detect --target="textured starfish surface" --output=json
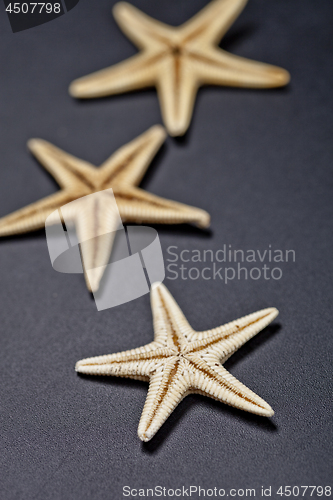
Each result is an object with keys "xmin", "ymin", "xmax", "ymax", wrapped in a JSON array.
[
  {"xmin": 76, "ymin": 283, "xmax": 278, "ymax": 441},
  {"xmin": 69, "ymin": 0, "xmax": 290, "ymax": 136},
  {"xmin": 0, "ymin": 126, "xmax": 209, "ymax": 291}
]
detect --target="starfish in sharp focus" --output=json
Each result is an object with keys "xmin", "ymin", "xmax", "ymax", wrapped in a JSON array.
[
  {"xmin": 0, "ymin": 126, "xmax": 209, "ymax": 291},
  {"xmin": 76, "ymin": 283, "xmax": 278, "ymax": 441},
  {"xmin": 69, "ymin": 0, "xmax": 290, "ymax": 136}
]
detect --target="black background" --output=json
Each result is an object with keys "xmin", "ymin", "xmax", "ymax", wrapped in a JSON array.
[{"xmin": 0, "ymin": 0, "xmax": 332, "ymax": 498}]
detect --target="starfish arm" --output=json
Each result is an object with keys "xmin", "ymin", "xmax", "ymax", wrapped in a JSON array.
[
  {"xmin": 0, "ymin": 190, "xmax": 73, "ymax": 237},
  {"xmin": 69, "ymin": 52, "xmax": 159, "ymax": 99},
  {"xmin": 99, "ymin": 125, "xmax": 166, "ymax": 187},
  {"xmin": 138, "ymin": 359, "xmax": 190, "ymax": 441},
  {"xmin": 151, "ymin": 283, "xmax": 194, "ymax": 347},
  {"xmin": 180, "ymin": 0, "xmax": 248, "ymax": 46},
  {"xmin": 156, "ymin": 56, "xmax": 199, "ymax": 136},
  {"xmin": 185, "ymin": 307, "xmax": 278, "ymax": 359},
  {"xmin": 189, "ymin": 362, "xmax": 273, "ymax": 416},
  {"xmin": 116, "ymin": 186, "xmax": 210, "ymax": 228},
  {"xmin": 113, "ymin": 2, "xmax": 175, "ymax": 49},
  {"xmin": 69, "ymin": 193, "xmax": 122, "ymax": 292},
  {"xmin": 27, "ymin": 139, "xmax": 96, "ymax": 191},
  {"xmin": 192, "ymin": 48, "xmax": 290, "ymax": 88},
  {"xmin": 75, "ymin": 342, "xmax": 174, "ymax": 380}
]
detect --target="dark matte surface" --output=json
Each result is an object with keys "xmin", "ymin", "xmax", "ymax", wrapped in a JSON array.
[{"xmin": 0, "ymin": 1, "xmax": 332, "ymax": 498}]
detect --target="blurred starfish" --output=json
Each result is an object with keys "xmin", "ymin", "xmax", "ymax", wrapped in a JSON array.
[
  {"xmin": 76, "ymin": 283, "xmax": 278, "ymax": 441},
  {"xmin": 0, "ymin": 126, "xmax": 209, "ymax": 291},
  {"xmin": 69, "ymin": 0, "xmax": 290, "ymax": 136}
]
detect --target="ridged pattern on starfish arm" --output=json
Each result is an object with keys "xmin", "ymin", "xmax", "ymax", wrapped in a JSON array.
[
  {"xmin": 76, "ymin": 283, "xmax": 279, "ymax": 441},
  {"xmin": 0, "ymin": 126, "xmax": 210, "ymax": 290},
  {"xmin": 69, "ymin": 0, "xmax": 290, "ymax": 136}
]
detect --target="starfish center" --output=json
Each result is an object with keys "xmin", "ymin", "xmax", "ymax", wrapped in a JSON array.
[
  {"xmin": 177, "ymin": 346, "xmax": 190, "ymax": 359},
  {"xmin": 170, "ymin": 45, "xmax": 182, "ymax": 57}
]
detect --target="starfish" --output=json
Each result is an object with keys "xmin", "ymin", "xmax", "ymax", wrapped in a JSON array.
[
  {"xmin": 76, "ymin": 283, "xmax": 278, "ymax": 441},
  {"xmin": 69, "ymin": 0, "xmax": 290, "ymax": 136},
  {"xmin": 0, "ymin": 126, "xmax": 209, "ymax": 291}
]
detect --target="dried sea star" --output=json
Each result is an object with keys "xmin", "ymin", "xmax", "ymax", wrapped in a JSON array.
[
  {"xmin": 69, "ymin": 0, "xmax": 290, "ymax": 136},
  {"xmin": 76, "ymin": 283, "xmax": 278, "ymax": 441},
  {"xmin": 0, "ymin": 126, "xmax": 209, "ymax": 290}
]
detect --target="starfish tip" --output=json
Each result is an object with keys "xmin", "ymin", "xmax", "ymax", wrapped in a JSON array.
[
  {"xmin": 112, "ymin": 1, "xmax": 133, "ymax": 20},
  {"xmin": 138, "ymin": 433, "xmax": 149, "ymax": 442},
  {"xmin": 83, "ymin": 264, "xmax": 106, "ymax": 293},
  {"xmin": 270, "ymin": 67, "xmax": 291, "ymax": 87},
  {"xmin": 264, "ymin": 405, "xmax": 274, "ymax": 417},
  {"xmin": 268, "ymin": 307, "xmax": 279, "ymax": 320},
  {"xmin": 258, "ymin": 398, "xmax": 275, "ymax": 417},
  {"xmin": 87, "ymin": 279, "xmax": 99, "ymax": 293},
  {"xmin": 75, "ymin": 360, "xmax": 84, "ymax": 372},
  {"xmin": 167, "ymin": 123, "xmax": 189, "ymax": 137},
  {"xmin": 149, "ymin": 124, "xmax": 167, "ymax": 142},
  {"xmin": 277, "ymin": 68, "xmax": 291, "ymax": 86},
  {"xmin": 27, "ymin": 138, "xmax": 42, "ymax": 151},
  {"xmin": 138, "ymin": 428, "xmax": 153, "ymax": 442},
  {"xmin": 68, "ymin": 80, "xmax": 84, "ymax": 98},
  {"xmin": 196, "ymin": 211, "xmax": 211, "ymax": 229}
]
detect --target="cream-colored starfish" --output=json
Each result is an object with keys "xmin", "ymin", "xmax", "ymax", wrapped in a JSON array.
[
  {"xmin": 69, "ymin": 0, "xmax": 290, "ymax": 136},
  {"xmin": 0, "ymin": 126, "xmax": 209, "ymax": 291},
  {"xmin": 76, "ymin": 283, "xmax": 278, "ymax": 441}
]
